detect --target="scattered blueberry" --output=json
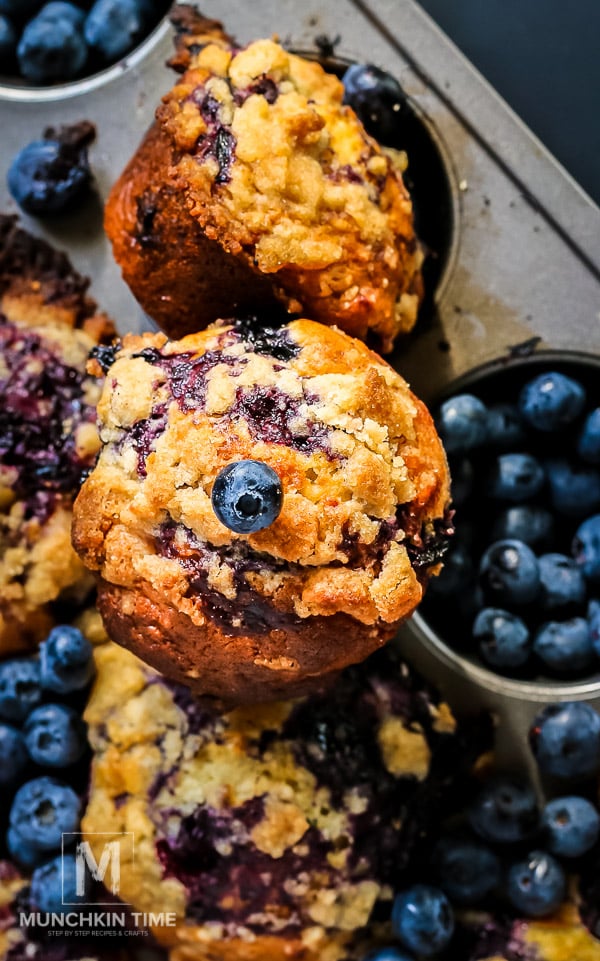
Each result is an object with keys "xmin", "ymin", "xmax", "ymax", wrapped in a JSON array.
[
  {"xmin": 479, "ymin": 540, "xmax": 540, "ymax": 607},
  {"xmin": 534, "ymin": 618, "xmax": 593, "ymax": 673},
  {"xmin": 486, "ymin": 403, "xmax": 526, "ymax": 449},
  {"xmin": 473, "ymin": 608, "xmax": 530, "ymax": 669},
  {"xmin": 6, "ymin": 825, "xmax": 46, "ymax": 870},
  {"xmin": 30, "ymin": 852, "xmax": 89, "ymax": 912},
  {"xmin": 519, "ymin": 372, "xmax": 586, "ymax": 433},
  {"xmin": 574, "ymin": 515, "xmax": 600, "ymax": 582},
  {"xmin": 9, "ymin": 776, "xmax": 81, "ymax": 851},
  {"xmin": 364, "ymin": 950, "xmax": 413, "ymax": 961},
  {"xmin": 507, "ymin": 851, "xmax": 566, "ymax": 917},
  {"xmin": 436, "ymin": 394, "xmax": 488, "ymax": 454},
  {"xmin": 8, "ymin": 138, "xmax": 92, "ymax": 216},
  {"xmin": 538, "ymin": 554, "xmax": 586, "ymax": 611},
  {"xmin": 392, "ymin": 885, "xmax": 454, "ymax": 957},
  {"xmin": 84, "ymin": 0, "xmax": 146, "ymax": 61},
  {"xmin": 589, "ymin": 600, "xmax": 600, "ymax": 656},
  {"xmin": 0, "ymin": 13, "xmax": 16, "ymax": 59},
  {"xmin": 578, "ymin": 409, "xmax": 600, "ymax": 464},
  {"xmin": 17, "ymin": 3, "xmax": 87, "ymax": 82},
  {"xmin": 40, "ymin": 624, "xmax": 95, "ymax": 693},
  {"xmin": 469, "ymin": 778, "xmax": 538, "ymax": 844},
  {"xmin": 0, "ymin": 659, "xmax": 42, "ymax": 722},
  {"xmin": 433, "ymin": 837, "xmax": 500, "ymax": 904},
  {"xmin": 546, "ymin": 459, "xmax": 600, "ymax": 517},
  {"xmin": 530, "ymin": 702, "xmax": 600, "ymax": 780},
  {"xmin": 24, "ymin": 703, "xmax": 88, "ymax": 768},
  {"xmin": 428, "ymin": 543, "xmax": 473, "ymax": 596},
  {"xmin": 542, "ymin": 796, "xmax": 600, "ymax": 858},
  {"xmin": 342, "ymin": 63, "xmax": 407, "ymax": 145},
  {"xmin": 487, "ymin": 453, "xmax": 545, "ymax": 502},
  {"xmin": 491, "ymin": 505, "xmax": 555, "ymax": 549},
  {"xmin": 0, "ymin": 724, "xmax": 28, "ymax": 785},
  {"xmin": 211, "ymin": 460, "xmax": 283, "ymax": 534}
]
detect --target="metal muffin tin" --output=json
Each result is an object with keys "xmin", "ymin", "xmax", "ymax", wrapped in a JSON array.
[{"xmin": 2, "ymin": 0, "xmax": 600, "ymax": 781}]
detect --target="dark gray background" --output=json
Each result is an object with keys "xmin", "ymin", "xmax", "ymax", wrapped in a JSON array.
[{"xmin": 417, "ymin": 0, "xmax": 600, "ymax": 205}]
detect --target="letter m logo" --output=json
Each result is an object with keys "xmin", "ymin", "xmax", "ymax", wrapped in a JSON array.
[{"xmin": 63, "ymin": 833, "xmax": 134, "ymax": 905}]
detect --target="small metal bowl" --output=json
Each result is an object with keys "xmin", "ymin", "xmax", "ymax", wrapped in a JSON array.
[{"xmin": 399, "ymin": 348, "xmax": 600, "ymax": 794}]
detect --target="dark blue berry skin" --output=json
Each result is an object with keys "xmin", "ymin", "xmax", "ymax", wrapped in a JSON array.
[
  {"xmin": 507, "ymin": 851, "xmax": 566, "ymax": 918},
  {"xmin": 578, "ymin": 409, "xmax": 600, "ymax": 464},
  {"xmin": 31, "ymin": 852, "xmax": 89, "ymax": 912},
  {"xmin": 469, "ymin": 779, "xmax": 539, "ymax": 844},
  {"xmin": 473, "ymin": 608, "xmax": 530, "ymax": 669},
  {"xmin": 530, "ymin": 702, "xmax": 600, "ymax": 780},
  {"xmin": 24, "ymin": 703, "xmax": 87, "ymax": 768},
  {"xmin": 436, "ymin": 394, "xmax": 488, "ymax": 454},
  {"xmin": 479, "ymin": 540, "xmax": 540, "ymax": 607},
  {"xmin": 342, "ymin": 63, "xmax": 407, "ymax": 145},
  {"xmin": 9, "ymin": 777, "xmax": 81, "ymax": 852},
  {"xmin": 8, "ymin": 140, "xmax": 90, "ymax": 216},
  {"xmin": 492, "ymin": 505, "xmax": 555, "ymax": 549},
  {"xmin": 40, "ymin": 625, "xmax": 95, "ymax": 694},
  {"xmin": 589, "ymin": 600, "xmax": 600, "ymax": 656},
  {"xmin": 211, "ymin": 460, "xmax": 283, "ymax": 534},
  {"xmin": 488, "ymin": 453, "xmax": 545, "ymax": 503},
  {"xmin": 428, "ymin": 543, "xmax": 473, "ymax": 597},
  {"xmin": 0, "ymin": 13, "xmax": 16, "ymax": 59},
  {"xmin": 364, "ymin": 949, "xmax": 414, "ymax": 961},
  {"xmin": 574, "ymin": 515, "xmax": 600, "ymax": 582},
  {"xmin": 449, "ymin": 457, "xmax": 473, "ymax": 508},
  {"xmin": 6, "ymin": 825, "xmax": 45, "ymax": 870},
  {"xmin": 486, "ymin": 403, "xmax": 526, "ymax": 449},
  {"xmin": 17, "ymin": 3, "xmax": 87, "ymax": 82},
  {"xmin": 534, "ymin": 618, "xmax": 593, "ymax": 674},
  {"xmin": 542, "ymin": 796, "xmax": 600, "ymax": 858},
  {"xmin": 0, "ymin": 659, "xmax": 42, "ymax": 722},
  {"xmin": 538, "ymin": 554, "xmax": 586, "ymax": 612},
  {"xmin": 392, "ymin": 885, "xmax": 454, "ymax": 957},
  {"xmin": 433, "ymin": 837, "xmax": 501, "ymax": 904},
  {"xmin": 0, "ymin": 724, "xmax": 28, "ymax": 786},
  {"xmin": 85, "ymin": 0, "xmax": 146, "ymax": 61},
  {"xmin": 519, "ymin": 372, "xmax": 586, "ymax": 433},
  {"xmin": 546, "ymin": 459, "xmax": 600, "ymax": 517}
]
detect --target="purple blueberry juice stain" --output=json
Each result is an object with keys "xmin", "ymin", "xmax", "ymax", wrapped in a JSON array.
[
  {"xmin": 233, "ymin": 384, "xmax": 333, "ymax": 457},
  {"xmin": 230, "ymin": 315, "xmax": 300, "ymax": 362},
  {"xmin": 234, "ymin": 75, "xmax": 280, "ymax": 106},
  {"xmin": 191, "ymin": 91, "xmax": 236, "ymax": 184},
  {"xmin": 0, "ymin": 316, "xmax": 98, "ymax": 525},
  {"xmin": 398, "ymin": 505, "xmax": 455, "ymax": 573},
  {"xmin": 126, "ymin": 403, "xmax": 168, "ymax": 477}
]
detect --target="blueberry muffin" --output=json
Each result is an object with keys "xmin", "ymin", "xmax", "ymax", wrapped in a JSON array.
[
  {"xmin": 464, "ymin": 904, "xmax": 600, "ymax": 960},
  {"xmin": 82, "ymin": 641, "xmax": 483, "ymax": 961},
  {"xmin": 0, "ymin": 216, "xmax": 114, "ymax": 656},
  {"xmin": 72, "ymin": 317, "xmax": 451, "ymax": 704},
  {"xmin": 105, "ymin": 7, "xmax": 423, "ymax": 353}
]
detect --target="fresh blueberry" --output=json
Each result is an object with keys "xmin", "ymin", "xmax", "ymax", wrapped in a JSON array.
[
  {"xmin": 578, "ymin": 409, "xmax": 600, "ymax": 464},
  {"xmin": 469, "ymin": 778, "xmax": 539, "ymax": 844},
  {"xmin": 473, "ymin": 608, "xmax": 530, "ymax": 669},
  {"xmin": 492, "ymin": 505, "xmax": 555, "ymax": 549},
  {"xmin": 574, "ymin": 515, "xmax": 600, "ymax": 582},
  {"xmin": 488, "ymin": 453, "xmax": 545, "ymax": 502},
  {"xmin": 433, "ymin": 837, "xmax": 501, "ymax": 904},
  {"xmin": 507, "ymin": 851, "xmax": 566, "ymax": 918},
  {"xmin": 85, "ymin": 0, "xmax": 146, "ymax": 62},
  {"xmin": 530, "ymin": 702, "xmax": 600, "ymax": 780},
  {"xmin": 542, "ymin": 796, "xmax": 600, "ymax": 858},
  {"xmin": 6, "ymin": 825, "xmax": 46, "ymax": 869},
  {"xmin": 538, "ymin": 554, "xmax": 586, "ymax": 612},
  {"xmin": 24, "ymin": 704, "xmax": 87, "ymax": 768},
  {"xmin": 486, "ymin": 403, "xmax": 527, "ymax": 449},
  {"xmin": 40, "ymin": 624, "xmax": 95, "ymax": 693},
  {"xmin": 342, "ymin": 63, "xmax": 407, "ymax": 145},
  {"xmin": 479, "ymin": 540, "xmax": 540, "ymax": 607},
  {"xmin": 428, "ymin": 543, "xmax": 473, "ymax": 597},
  {"xmin": 8, "ymin": 139, "xmax": 91, "ymax": 216},
  {"xmin": 0, "ymin": 659, "xmax": 42, "ymax": 722},
  {"xmin": 31, "ymin": 852, "xmax": 89, "ymax": 912},
  {"xmin": 364, "ymin": 950, "xmax": 413, "ymax": 961},
  {"xmin": 17, "ymin": 3, "xmax": 87, "ymax": 82},
  {"xmin": 589, "ymin": 600, "xmax": 600, "ymax": 656},
  {"xmin": 449, "ymin": 457, "xmax": 473, "ymax": 508},
  {"xmin": 436, "ymin": 394, "xmax": 488, "ymax": 454},
  {"xmin": 534, "ymin": 618, "xmax": 593, "ymax": 673},
  {"xmin": 0, "ymin": 14, "xmax": 16, "ymax": 59},
  {"xmin": 9, "ymin": 777, "xmax": 81, "ymax": 851},
  {"xmin": 519, "ymin": 372, "xmax": 586, "ymax": 433},
  {"xmin": 0, "ymin": 724, "xmax": 28, "ymax": 785},
  {"xmin": 392, "ymin": 885, "xmax": 454, "ymax": 957},
  {"xmin": 211, "ymin": 460, "xmax": 283, "ymax": 534},
  {"xmin": 546, "ymin": 459, "xmax": 600, "ymax": 517}
]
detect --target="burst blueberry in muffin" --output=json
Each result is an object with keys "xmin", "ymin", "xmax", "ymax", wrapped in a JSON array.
[
  {"xmin": 462, "ymin": 903, "xmax": 600, "ymax": 960},
  {"xmin": 0, "ymin": 215, "xmax": 114, "ymax": 656},
  {"xmin": 72, "ymin": 317, "xmax": 451, "ymax": 704},
  {"xmin": 105, "ymin": 6, "xmax": 423, "ymax": 353},
  {"xmin": 82, "ymin": 641, "xmax": 483, "ymax": 961}
]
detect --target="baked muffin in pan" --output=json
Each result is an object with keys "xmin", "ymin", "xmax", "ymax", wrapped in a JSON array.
[{"xmin": 105, "ymin": 6, "xmax": 423, "ymax": 352}]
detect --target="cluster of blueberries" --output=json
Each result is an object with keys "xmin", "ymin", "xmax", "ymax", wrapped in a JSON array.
[
  {"xmin": 365, "ymin": 699, "xmax": 600, "ymax": 960},
  {"xmin": 0, "ymin": 0, "xmax": 168, "ymax": 85},
  {"xmin": 0, "ymin": 625, "xmax": 95, "ymax": 911},
  {"xmin": 425, "ymin": 369, "xmax": 600, "ymax": 678}
]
